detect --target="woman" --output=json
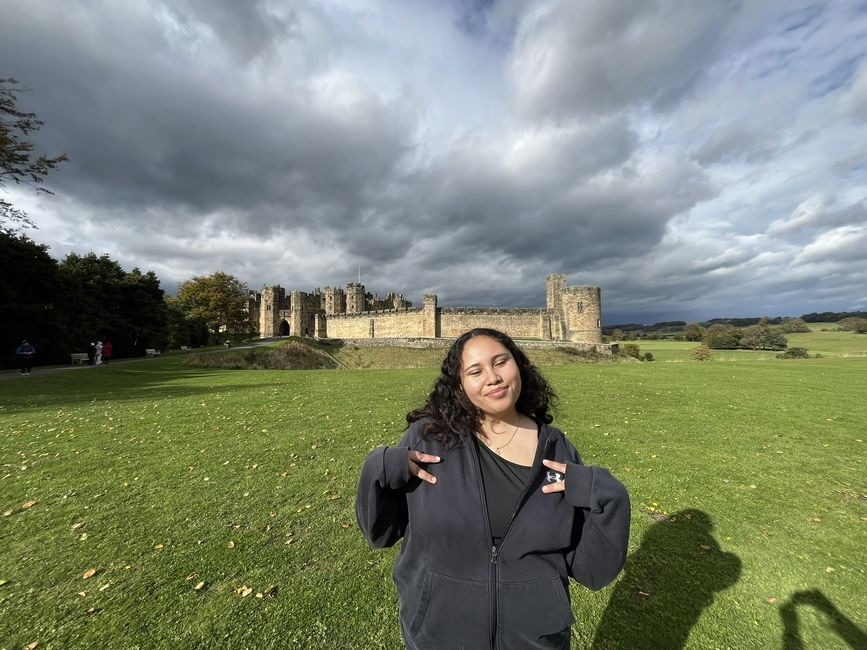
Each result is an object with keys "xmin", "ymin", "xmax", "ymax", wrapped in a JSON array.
[
  {"xmin": 101, "ymin": 339, "xmax": 113, "ymax": 365},
  {"xmin": 356, "ymin": 328, "xmax": 630, "ymax": 649}
]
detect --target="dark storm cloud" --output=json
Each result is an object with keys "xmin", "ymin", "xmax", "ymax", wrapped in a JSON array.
[
  {"xmin": 163, "ymin": 0, "xmax": 298, "ymax": 63},
  {"xmin": 1, "ymin": 1, "xmax": 415, "ymax": 240},
  {"xmin": 2, "ymin": 0, "xmax": 865, "ymax": 322},
  {"xmin": 510, "ymin": 0, "xmax": 742, "ymax": 119}
]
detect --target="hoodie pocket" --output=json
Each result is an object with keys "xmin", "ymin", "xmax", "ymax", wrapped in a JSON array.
[
  {"xmin": 408, "ymin": 569, "xmax": 489, "ymax": 648},
  {"xmin": 497, "ymin": 577, "xmax": 575, "ymax": 649}
]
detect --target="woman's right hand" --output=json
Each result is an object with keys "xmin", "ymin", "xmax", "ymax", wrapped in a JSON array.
[{"xmin": 408, "ymin": 450, "xmax": 441, "ymax": 485}]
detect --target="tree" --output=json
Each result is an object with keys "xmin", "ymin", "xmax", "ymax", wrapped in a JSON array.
[
  {"xmin": 0, "ymin": 230, "xmax": 63, "ymax": 366},
  {"xmin": 703, "ymin": 324, "xmax": 741, "ymax": 349},
  {"xmin": 165, "ymin": 297, "xmax": 209, "ymax": 349},
  {"xmin": 58, "ymin": 252, "xmax": 168, "ymax": 357},
  {"xmin": 838, "ymin": 317, "xmax": 867, "ymax": 334},
  {"xmin": 690, "ymin": 345, "xmax": 713, "ymax": 361},
  {"xmin": 684, "ymin": 322, "xmax": 706, "ymax": 341},
  {"xmin": 779, "ymin": 318, "xmax": 810, "ymax": 333},
  {"xmin": 740, "ymin": 319, "xmax": 787, "ymax": 351},
  {"xmin": 1, "ymin": 78, "xmax": 68, "ymax": 230},
  {"xmin": 176, "ymin": 271, "xmax": 251, "ymax": 338}
]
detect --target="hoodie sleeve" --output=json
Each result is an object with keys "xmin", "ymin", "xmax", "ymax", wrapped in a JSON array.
[
  {"xmin": 355, "ymin": 430, "xmax": 414, "ymax": 549},
  {"xmin": 563, "ymin": 449, "xmax": 631, "ymax": 591}
]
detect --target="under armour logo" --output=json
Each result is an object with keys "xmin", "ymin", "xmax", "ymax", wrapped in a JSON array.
[{"xmin": 545, "ymin": 471, "xmax": 563, "ymax": 484}]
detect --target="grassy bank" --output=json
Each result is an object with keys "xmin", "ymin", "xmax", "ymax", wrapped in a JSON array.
[{"xmin": 1, "ymin": 353, "xmax": 865, "ymax": 648}]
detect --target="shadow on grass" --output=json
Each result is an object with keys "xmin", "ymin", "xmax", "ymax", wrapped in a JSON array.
[
  {"xmin": 0, "ymin": 365, "xmax": 296, "ymax": 413},
  {"xmin": 780, "ymin": 589, "xmax": 867, "ymax": 649},
  {"xmin": 591, "ymin": 509, "xmax": 741, "ymax": 650}
]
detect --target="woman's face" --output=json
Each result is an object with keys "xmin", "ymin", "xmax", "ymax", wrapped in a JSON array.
[{"xmin": 459, "ymin": 335, "xmax": 522, "ymax": 419}]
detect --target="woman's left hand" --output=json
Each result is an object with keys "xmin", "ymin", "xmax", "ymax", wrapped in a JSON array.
[{"xmin": 541, "ymin": 459, "xmax": 566, "ymax": 493}]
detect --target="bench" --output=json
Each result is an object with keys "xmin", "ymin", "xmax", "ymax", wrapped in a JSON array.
[
  {"xmin": 145, "ymin": 349, "xmax": 161, "ymax": 358},
  {"xmin": 71, "ymin": 353, "xmax": 89, "ymax": 365}
]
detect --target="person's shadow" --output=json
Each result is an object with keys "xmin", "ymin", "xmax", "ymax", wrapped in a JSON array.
[
  {"xmin": 780, "ymin": 589, "xmax": 866, "ymax": 649},
  {"xmin": 591, "ymin": 509, "xmax": 741, "ymax": 649}
]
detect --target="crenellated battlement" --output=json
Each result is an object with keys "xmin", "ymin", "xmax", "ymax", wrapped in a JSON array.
[{"xmin": 250, "ymin": 275, "xmax": 601, "ymax": 343}]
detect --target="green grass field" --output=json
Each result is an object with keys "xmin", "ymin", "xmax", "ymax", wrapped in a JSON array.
[
  {"xmin": 1, "ymin": 336, "xmax": 865, "ymax": 648},
  {"xmin": 634, "ymin": 325, "xmax": 867, "ymax": 362}
]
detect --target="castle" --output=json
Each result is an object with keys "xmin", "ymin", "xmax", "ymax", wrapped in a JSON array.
[{"xmin": 249, "ymin": 274, "xmax": 602, "ymax": 344}]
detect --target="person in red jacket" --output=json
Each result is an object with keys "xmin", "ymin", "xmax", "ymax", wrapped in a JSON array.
[{"xmin": 101, "ymin": 339, "xmax": 113, "ymax": 365}]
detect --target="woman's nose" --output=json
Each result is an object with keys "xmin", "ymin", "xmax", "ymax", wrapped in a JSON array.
[{"xmin": 485, "ymin": 368, "xmax": 502, "ymax": 384}]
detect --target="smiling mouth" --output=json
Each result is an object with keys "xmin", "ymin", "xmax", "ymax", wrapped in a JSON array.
[{"xmin": 486, "ymin": 387, "xmax": 509, "ymax": 398}]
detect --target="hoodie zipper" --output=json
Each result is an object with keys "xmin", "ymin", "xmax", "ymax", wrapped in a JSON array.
[
  {"xmin": 469, "ymin": 437, "xmax": 498, "ymax": 648},
  {"xmin": 472, "ymin": 426, "xmax": 553, "ymax": 649}
]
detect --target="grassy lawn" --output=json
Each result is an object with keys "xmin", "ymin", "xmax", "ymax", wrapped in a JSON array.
[{"xmin": 1, "ymin": 353, "xmax": 865, "ymax": 648}]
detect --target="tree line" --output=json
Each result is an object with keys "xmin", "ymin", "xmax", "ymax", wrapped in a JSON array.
[{"xmin": 1, "ymin": 231, "xmax": 256, "ymax": 367}]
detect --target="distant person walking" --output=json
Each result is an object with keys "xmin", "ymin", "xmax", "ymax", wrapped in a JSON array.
[
  {"xmin": 101, "ymin": 340, "xmax": 113, "ymax": 364},
  {"xmin": 15, "ymin": 340, "xmax": 36, "ymax": 376},
  {"xmin": 94, "ymin": 340, "xmax": 103, "ymax": 366},
  {"xmin": 87, "ymin": 342, "xmax": 96, "ymax": 365}
]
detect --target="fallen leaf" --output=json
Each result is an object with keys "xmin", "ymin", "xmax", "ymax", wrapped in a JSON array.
[
  {"xmin": 236, "ymin": 585, "xmax": 252, "ymax": 597},
  {"xmin": 2, "ymin": 510, "xmax": 13, "ymax": 517},
  {"xmin": 83, "ymin": 568, "xmax": 96, "ymax": 580},
  {"xmin": 71, "ymin": 522, "xmax": 85, "ymax": 530},
  {"xmin": 0, "ymin": 579, "xmax": 7, "ymax": 587},
  {"xmin": 765, "ymin": 597, "xmax": 777, "ymax": 604},
  {"xmin": 262, "ymin": 584, "xmax": 278, "ymax": 597},
  {"xmin": 84, "ymin": 607, "xmax": 98, "ymax": 616},
  {"xmin": 227, "ymin": 541, "xmax": 235, "ymax": 549},
  {"xmin": 340, "ymin": 523, "xmax": 350, "ymax": 529},
  {"xmin": 77, "ymin": 591, "xmax": 87, "ymax": 597},
  {"xmin": 154, "ymin": 544, "xmax": 164, "ymax": 550},
  {"xmin": 79, "ymin": 532, "xmax": 88, "ymax": 541},
  {"xmin": 98, "ymin": 583, "xmax": 110, "ymax": 592},
  {"xmin": 25, "ymin": 643, "xmax": 38, "ymax": 650},
  {"xmin": 700, "ymin": 544, "xmax": 711, "ymax": 551},
  {"xmin": 185, "ymin": 573, "xmax": 198, "ymax": 581},
  {"xmin": 22, "ymin": 500, "xmax": 37, "ymax": 509},
  {"xmin": 638, "ymin": 591, "xmax": 650, "ymax": 597},
  {"xmin": 194, "ymin": 581, "xmax": 205, "ymax": 590}
]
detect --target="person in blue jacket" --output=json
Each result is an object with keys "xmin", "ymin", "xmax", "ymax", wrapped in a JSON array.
[
  {"xmin": 15, "ymin": 339, "xmax": 36, "ymax": 376},
  {"xmin": 356, "ymin": 328, "xmax": 630, "ymax": 649}
]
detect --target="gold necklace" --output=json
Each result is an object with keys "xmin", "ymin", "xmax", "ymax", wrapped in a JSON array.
[{"xmin": 479, "ymin": 422, "xmax": 520, "ymax": 456}]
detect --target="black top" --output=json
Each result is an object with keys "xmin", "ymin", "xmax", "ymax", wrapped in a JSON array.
[{"xmin": 474, "ymin": 437, "xmax": 533, "ymax": 545}]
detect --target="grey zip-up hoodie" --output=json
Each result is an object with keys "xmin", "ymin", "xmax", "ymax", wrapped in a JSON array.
[{"xmin": 356, "ymin": 420, "xmax": 630, "ymax": 649}]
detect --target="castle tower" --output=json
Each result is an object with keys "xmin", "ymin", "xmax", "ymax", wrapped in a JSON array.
[
  {"xmin": 324, "ymin": 286, "xmax": 346, "ymax": 315},
  {"xmin": 346, "ymin": 283, "xmax": 365, "ymax": 314},
  {"xmin": 259, "ymin": 286, "xmax": 285, "ymax": 338},
  {"xmin": 546, "ymin": 274, "xmax": 566, "ymax": 312},
  {"xmin": 562, "ymin": 286, "xmax": 602, "ymax": 343},
  {"xmin": 247, "ymin": 291, "xmax": 261, "ymax": 336},
  {"xmin": 422, "ymin": 294, "xmax": 440, "ymax": 337},
  {"xmin": 546, "ymin": 274, "xmax": 567, "ymax": 340}
]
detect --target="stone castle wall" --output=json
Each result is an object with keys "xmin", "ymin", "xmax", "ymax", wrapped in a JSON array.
[
  {"xmin": 439, "ymin": 309, "xmax": 549, "ymax": 339},
  {"xmin": 250, "ymin": 274, "xmax": 602, "ymax": 343}
]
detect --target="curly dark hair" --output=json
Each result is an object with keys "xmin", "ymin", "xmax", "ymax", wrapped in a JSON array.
[{"xmin": 406, "ymin": 328, "xmax": 557, "ymax": 446}]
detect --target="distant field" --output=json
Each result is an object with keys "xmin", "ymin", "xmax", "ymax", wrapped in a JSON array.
[
  {"xmin": 1, "ymin": 346, "xmax": 865, "ymax": 648},
  {"xmin": 635, "ymin": 324, "xmax": 867, "ymax": 362}
]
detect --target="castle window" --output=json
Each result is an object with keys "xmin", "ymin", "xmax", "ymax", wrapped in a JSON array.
[{"xmin": 576, "ymin": 302, "xmax": 584, "ymax": 314}]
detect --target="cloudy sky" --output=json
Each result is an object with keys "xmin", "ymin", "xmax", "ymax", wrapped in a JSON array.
[{"xmin": 2, "ymin": 0, "xmax": 865, "ymax": 324}]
